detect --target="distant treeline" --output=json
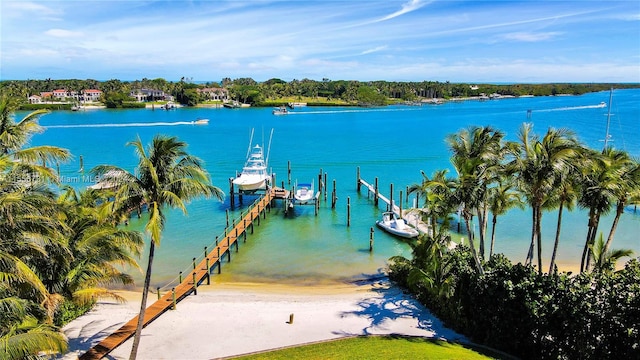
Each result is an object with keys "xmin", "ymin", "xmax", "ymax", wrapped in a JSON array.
[{"xmin": 2, "ymin": 78, "xmax": 638, "ymax": 107}]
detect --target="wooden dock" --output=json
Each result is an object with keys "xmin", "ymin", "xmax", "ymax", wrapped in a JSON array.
[
  {"xmin": 80, "ymin": 190, "xmax": 275, "ymax": 360},
  {"xmin": 357, "ymin": 173, "xmax": 431, "ymax": 236}
]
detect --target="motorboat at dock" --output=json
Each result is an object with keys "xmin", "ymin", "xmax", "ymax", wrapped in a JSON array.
[
  {"xmin": 376, "ymin": 212, "xmax": 419, "ymax": 239},
  {"xmin": 294, "ymin": 181, "xmax": 315, "ymax": 204}
]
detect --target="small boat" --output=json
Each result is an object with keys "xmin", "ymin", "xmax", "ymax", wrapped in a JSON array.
[
  {"xmin": 294, "ymin": 181, "xmax": 315, "ymax": 204},
  {"xmin": 232, "ymin": 129, "xmax": 273, "ymax": 193},
  {"xmin": 193, "ymin": 118, "xmax": 209, "ymax": 125},
  {"xmin": 272, "ymin": 106, "xmax": 288, "ymax": 115},
  {"xmin": 376, "ymin": 212, "xmax": 419, "ymax": 239},
  {"xmin": 287, "ymin": 102, "xmax": 307, "ymax": 109}
]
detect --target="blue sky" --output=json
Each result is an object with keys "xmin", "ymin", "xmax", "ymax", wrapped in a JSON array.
[{"xmin": 1, "ymin": 0, "xmax": 639, "ymax": 82}]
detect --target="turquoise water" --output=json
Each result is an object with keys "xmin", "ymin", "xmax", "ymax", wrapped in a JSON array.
[{"xmin": 28, "ymin": 89, "xmax": 640, "ymax": 288}]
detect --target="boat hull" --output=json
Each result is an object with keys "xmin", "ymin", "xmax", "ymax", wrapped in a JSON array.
[
  {"xmin": 376, "ymin": 220, "xmax": 419, "ymax": 239},
  {"xmin": 233, "ymin": 177, "xmax": 267, "ymax": 192}
]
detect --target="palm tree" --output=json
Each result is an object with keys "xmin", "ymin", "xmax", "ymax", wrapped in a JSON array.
[
  {"xmin": 0, "ymin": 253, "xmax": 68, "ymax": 359},
  {"xmin": 447, "ymin": 126, "xmax": 505, "ymax": 260},
  {"xmin": 511, "ymin": 124, "xmax": 580, "ymax": 273},
  {"xmin": 547, "ymin": 165, "xmax": 581, "ymax": 273},
  {"xmin": 578, "ymin": 148, "xmax": 618, "ymax": 272},
  {"xmin": 91, "ymin": 135, "xmax": 224, "ymax": 360},
  {"xmin": 603, "ymin": 153, "xmax": 640, "ymax": 255},
  {"xmin": 487, "ymin": 177, "xmax": 524, "ymax": 258},
  {"xmin": 408, "ymin": 169, "xmax": 456, "ymax": 233},
  {"xmin": 589, "ymin": 233, "xmax": 634, "ymax": 273},
  {"xmin": 33, "ymin": 186, "xmax": 144, "ymax": 306}
]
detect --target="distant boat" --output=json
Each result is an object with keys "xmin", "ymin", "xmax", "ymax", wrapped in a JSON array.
[
  {"xmin": 272, "ymin": 106, "xmax": 288, "ymax": 115},
  {"xmin": 376, "ymin": 212, "xmax": 419, "ymax": 239},
  {"xmin": 193, "ymin": 118, "xmax": 209, "ymax": 125},
  {"xmin": 223, "ymin": 102, "xmax": 238, "ymax": 109},
  {"xmin": 232, "ymin": 129, "xmax": 273, "ymax": 193},
  {"xmin": 287, "ymin": 102, "xmax": 307, "ymax": 109},
  {"xmin": 71, "ymin": 104, "xmax": 82, "ymax": 111},
  {"xmin": 598, "ymin": 101, "xmax": 607, "ymax": 108},
  {"xmin": 294, "ymin": 181, "xmax": 315, "ymax": 204}
]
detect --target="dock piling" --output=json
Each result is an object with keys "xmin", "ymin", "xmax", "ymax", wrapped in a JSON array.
[
  {"xmin": 347, "ymin": 196, "xmax": 351, "ymax": 227},
  {"xmin": 171, "ymin": 288, "xmax": 176, "ymax": 310},
  {"xmin": 369, "ymin": 227, "xmax": 374, "ymax": 252}
]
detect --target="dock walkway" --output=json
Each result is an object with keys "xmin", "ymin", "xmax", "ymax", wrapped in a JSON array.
[{"xmin": 80, "ymin": 190, "xmax": 274, "ymax": 360}]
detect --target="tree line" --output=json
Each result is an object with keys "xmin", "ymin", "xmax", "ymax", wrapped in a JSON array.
[
  {"xmin": 390, "ymin": 124, "xmax": 640, "ymax": 358},
  {"xmin": 2, "ymin": 78, "xmax": 639, "ymax": 108}
]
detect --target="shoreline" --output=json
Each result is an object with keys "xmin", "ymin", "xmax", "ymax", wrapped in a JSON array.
[{"xmin": 62, "ymin": 279, "xmax": 467, "ymax": 359}]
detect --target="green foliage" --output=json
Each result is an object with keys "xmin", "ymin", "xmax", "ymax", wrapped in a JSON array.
[
  {"xmin": 53, "ymin": 298, "xmax": 94, "ymax": 327},
  {"xmin": 390, "ymin": 247, "xmax": 640, "ymax": 359}
]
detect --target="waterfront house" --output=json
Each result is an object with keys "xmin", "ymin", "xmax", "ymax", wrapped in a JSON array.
[
  {"xmin": 197, "ymin": 87, "xmax": 229, "ymax": 101},
  {"xmin": 28, "ymin": 95, "xmax": 42, "ymax": 104}
]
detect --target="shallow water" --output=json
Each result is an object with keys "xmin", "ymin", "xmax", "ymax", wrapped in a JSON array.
[{"xmin": 27, "ymin": 89, "xmax": 640, "ymax": 288}]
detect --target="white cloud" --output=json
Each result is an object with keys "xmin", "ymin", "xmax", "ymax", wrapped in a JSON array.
[
  {"xmin": 45, "ymin": 28, "xmax": 83, "ymax": 38},
  {"xmin": 502, "ymin": 32, "xmax": 562, "ymax": 42},
  {"xmin": 361, "ymin": 46, "xmax": 388, "ymax": 55}
]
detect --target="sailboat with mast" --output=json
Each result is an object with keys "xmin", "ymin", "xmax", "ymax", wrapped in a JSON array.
[
  {"xmin": 602, "ymin": 87, "xmax": 614, "ymax": 150},
  {"xmin": 233, "ymin": 129, "xmax": 273, "ymax": 193}
]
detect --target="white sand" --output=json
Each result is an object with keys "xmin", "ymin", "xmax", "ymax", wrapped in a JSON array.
[{"xmin": 62, "ymin": 280, "xmax": 466, "ymax": 359}]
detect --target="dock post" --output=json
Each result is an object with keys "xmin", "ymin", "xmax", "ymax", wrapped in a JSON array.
[
  {"xmin": 324, "ymin": 172, "xmax": 328, "ymax": 201},
  {"xmin": 318, "ymin": 168, "xmax": 323, "ymax": 196},
  {"xmin": 374, "ymin": 177, "xmax": 379, "ymax": 206},
  {"xmin": 389, "ymin": 183, "xmax": 394, "ymax": 213},
  {"xmin": 243, "ymin": 220, "xmax": 247, "ymax": 242},
  {"xmin": 192, "ymin": 257, "xmax": 196, "ymax": 271},
  {"xmin": 369, "ymin": 227, "xmax": 374, "ymax": 252},
  {"xmin": 217, "ymin": 247, "xmax": 221, "ymax": 274},
  {"xmin": 171, "ymin": 288, "xmax": 176, "ymax": 310},
  {"xmin": 226, "ymin": 209, "xmax": 229, "ymax": 228},
  {"xmin": 179, "ymin": 271, "xmax": 183, "ymax": 283},
  {"xmin": 205, "ymin": 257, "xmax": 210, "ymax": 284},
  {"xmin": 192, "ymin": 272, "xmax": 197, "ymax": 295},
  {"xmin": 399, "ymin": 190, "xmax": 403, "ymax": 219},
  {"xmin": 315, "ymin": 197, "xmax": 319, "ymax": 216},
  {"xmin": 406, "ymin": 186, "xmax": 410, "ymax": 206},
  {"xmin": 288, "ymin": 160, "xmax": 291, "ymax": 185},
  {"xmin": 204, "ymin": 246, "xmax": 208, "ymax": 262},
  {"xmin": 157, "ymin": 287, "xmax": 161, "ymax": 301},
  {"xmin": 331, "ymin": 179, "xmax": 337, "ymax": 209},
  {"xmin": 347, "ymin": 196, "xmax": 351, "ymax": 227},
  {"xmin": 229, "ymin": 178, "xmax": 235, "ymax": 209},
  {"xmin": 356, "ymin": 166, "xmax": 361, "ymax": 192}
]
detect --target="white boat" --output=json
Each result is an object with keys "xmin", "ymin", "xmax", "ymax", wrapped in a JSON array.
[
  {"xmin": 193, "ymin": 118, "xmax": 209, "ymax": 125},
  {"xmin": 376, "ymin": 212, "xmax": 419, "ymax": 239},
  {"xmin": 272, "ymin": 106, "xmax": 288, "ymax": 115},
  {"xmin": 232, "ymin": 129, "xmax": 272, "ymax": 193},
  {"xmin": 294, "ymin": 181, "xmax": 315, "ymax": 204}
]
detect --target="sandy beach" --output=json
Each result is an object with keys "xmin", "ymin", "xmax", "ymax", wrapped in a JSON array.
[{"xmin": 62, "ymin": 279, "xmax": 466, "ymax": 359}]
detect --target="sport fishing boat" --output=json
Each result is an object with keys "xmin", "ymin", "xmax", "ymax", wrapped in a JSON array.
[
  {"xmin": 233, "ymin": 129, "xmax": 273, "ymax": 192},
  {"xmin": 376, "ymin": 212, "xmax": 419, "ymax": 239}
]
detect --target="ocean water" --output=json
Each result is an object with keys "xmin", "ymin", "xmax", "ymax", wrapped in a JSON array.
[{"xmin": 27, "ymin": 89, "xmax": 640, "ymax": 288}]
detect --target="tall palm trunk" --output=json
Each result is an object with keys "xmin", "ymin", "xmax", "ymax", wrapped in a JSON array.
[
  {"xmin": 535, "ymin": 206, "xmax": 543, "ymax": 274},
  {"xmin": 464, "ymin": 213, "xmax": 484, "ymax": 275},
  {"xmin": 603, "ymin": 201, "xmax": 625, "ymax": 255},
  {"xmin": 549, "ymin": 200, "xmax": 565, "ymax": 273},
  {"xmin": 580, "ymin": 208, "xmax": 595, "ymax": 272},
  {"xmin": 585, "ymin": 214, "xmax": 601, "ymax": 272},
  {"xmin": 129, "ymin": 240, "xmax": 155, "ymax": 360},
  {"xmin": 490, "ymin": 213, "xmax": 497, "ymax": 258},
  {"xmin": 526, "ymin": 206, "xmax": 537, "ymax": 266}
]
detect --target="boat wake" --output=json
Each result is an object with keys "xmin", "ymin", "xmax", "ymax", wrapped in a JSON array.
[
  {"xmin": 287, "ymin": 108, "xmax": 420, "ymax": 115},
  {"xmin": 45, "ymin": 121, "xmax": 201, "ymax": 129},
  {"xmin": 534, "ymin": 103, "xmax": 607, "ymax": 113}
]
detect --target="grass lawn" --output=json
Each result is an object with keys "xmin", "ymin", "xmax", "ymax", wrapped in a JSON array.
[{"xmin": 233, "ymin": 336, "xmax": 511, "ymax": 360}]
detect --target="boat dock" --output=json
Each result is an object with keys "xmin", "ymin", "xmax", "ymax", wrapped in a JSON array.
[
  {"xmin": 80, "ymin": 190, "xmax": 275, "ymax": 360},
  {"xmin": 356, "ymin": 167, "xmax": 431, "ymax": 236}
]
